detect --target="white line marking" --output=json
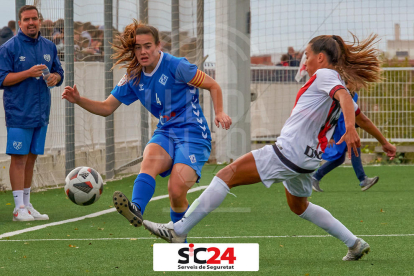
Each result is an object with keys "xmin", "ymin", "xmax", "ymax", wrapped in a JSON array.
[
  {"xmin": 1, "ymin": 233, "xmax": 414, "ymax": 242},
  {"xmin": 0, "ymin": 185, "xmax": 207, "ymax": 240}
]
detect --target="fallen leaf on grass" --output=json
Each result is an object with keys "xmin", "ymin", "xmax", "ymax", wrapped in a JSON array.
[
  {"xmin": 6, "ymin": 203, "xmax": 11, "ymax": 205},
  {"xmin": 279, "ymin": 245, "xmax": 284, "ymax": 247},
  {"xmin": 98, "ymin": 228, "xmax": 104, "ymax": 231},
  {"xmin": 380, "ymin": 209, "xmax": 385, "ymax": 213},
  {"xmin": 360, "ymin": 220, "xmax": 363, "ymax": 222},
  {"xmin": 23, "ymin": 256, "xmax": 26, "ymax": 258}
]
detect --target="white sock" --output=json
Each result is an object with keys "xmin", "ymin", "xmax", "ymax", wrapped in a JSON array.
[
  {"xmin": 12, "ymin": 190, "xmax": 24, "ymax": 209},
  {"xmin": 174, "ymin": 176, "xmax": 230, "ymax": 236},
  {"xmin": 23, "ymin": 188, "xmax": 31, "ymax": 207},
  {"xmin": 299, "ymin": 202, "xmax": 357, "ymax": 248}
]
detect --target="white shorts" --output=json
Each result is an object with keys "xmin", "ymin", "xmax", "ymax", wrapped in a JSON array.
[{"xmin": 252, "ymin": 145, "xmax": 313, "ymax": 197}]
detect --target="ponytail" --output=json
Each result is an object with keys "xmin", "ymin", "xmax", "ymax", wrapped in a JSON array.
[{"xmin": 310, "ymin": 33, "xmax": 382, "ymax": 91}]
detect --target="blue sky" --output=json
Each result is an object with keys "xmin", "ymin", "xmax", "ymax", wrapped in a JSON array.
[{"xmin": 2, "ymin": 0, "xmax": 413, "ymax": 62}]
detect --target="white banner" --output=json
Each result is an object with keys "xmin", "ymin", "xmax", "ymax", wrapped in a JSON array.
[{"xmin": 153, "ymin": 243, "xmax": 259, "ymax": 271}]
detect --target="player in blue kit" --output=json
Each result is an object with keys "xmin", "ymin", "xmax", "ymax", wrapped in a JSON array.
[{"xmin": 62, "ymin": 20, "xmax": 231, "ymax": 228}]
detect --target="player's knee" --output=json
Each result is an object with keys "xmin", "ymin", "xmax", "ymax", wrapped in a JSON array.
[
  {"xmin": 11, "ymin": 155, "xmax": 28, "ymax": 168},
  {"xmin": 288, "ymin": 201, "xmax": 308, "ymax": 215},
  {"xmin": 216, "ymin": 167, "xmax": 234, "ymax": 189},
  {"xmin": 168, "ymin": 184, "xmax": 186, "ymax": 202}
]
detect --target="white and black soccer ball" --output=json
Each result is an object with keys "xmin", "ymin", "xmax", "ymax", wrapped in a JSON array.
[{"xmin": 65, "ymin": 167, "xmax": 104, "ymax": 206}]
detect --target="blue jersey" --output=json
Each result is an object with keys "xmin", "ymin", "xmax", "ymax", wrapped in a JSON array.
[
  {"xmin": 111, "ymin": 52, "xmax": 211, "ymax": 145},
  {"xmin": 0, "ymin": 30, "xmax": 64, "ymax": 128},
  {"xmin": 322, "ymin": 93, "xmax": 359, "ymax": 161}
]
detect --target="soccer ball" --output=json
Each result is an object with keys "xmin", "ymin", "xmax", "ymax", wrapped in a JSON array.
[{"xmin": 65, "ymin": 167, "xmax": 104, "ymax": 206}]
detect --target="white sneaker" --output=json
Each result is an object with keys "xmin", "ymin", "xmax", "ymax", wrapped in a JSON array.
[
  {"xmin": 143, "ymin": 220, "xmax": 187, "ymax": 243},
  {"xmin": 13, "ymin": 206, "xmax": 34, "ymax": 222},
  {"xmin": 342, "ymin": 238, "xmax": 370, "ymax": 261},
  {"xmin": 26, "ymin": 204, "xmax": 49, "ymax": 220}
]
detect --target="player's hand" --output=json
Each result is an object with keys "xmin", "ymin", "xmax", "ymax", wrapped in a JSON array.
[
  {"xmin": 214, "ymin": 111, "xmax": 232, "ymax": 130},
  {"xmin": 27, "ymin": 64, "xmax": 47, "ymax": 78},
  {"xmin": 62, "ymin": 84, "xmax": 81, "ymax": 104},
  {"xmin": 336, "ymin": 127, "xmax": 361, "ymax": 159},
  {"xmin": 45, "ymin": 73, "xmax": 59, "ymax": 87},
  {"xmin": 327, "ymin": 139, "xmax": 335, "ymax": 148},
  {"xmin": 382, "ymin": 142, "xmax": 396, "ymax": 160}
]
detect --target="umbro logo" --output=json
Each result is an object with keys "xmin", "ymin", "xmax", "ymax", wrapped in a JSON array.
[
  {"xmin": 19, "ymin": 56, "xmax": 25, "ymax": 61},
  {"xmin": 79, "ymin": 172, "xmax": 89, "ymax": 179}
]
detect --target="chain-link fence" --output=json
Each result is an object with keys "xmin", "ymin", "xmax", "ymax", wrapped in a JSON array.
[{"xmin": 1, "ymin": 0, "xmax": 413, "ymax": 189}]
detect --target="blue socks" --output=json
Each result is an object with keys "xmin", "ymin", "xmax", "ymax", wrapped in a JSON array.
[
  {"xmin": 171, "ymin": 205, "xmax": 190, "ymax": 243},
  {"xmin": 170, "ymin": 205, "xmax": 190, "ymax": 223},
  {"xmin": 131, "ymin": 173, "xmax": 156, "ymax": 215}
]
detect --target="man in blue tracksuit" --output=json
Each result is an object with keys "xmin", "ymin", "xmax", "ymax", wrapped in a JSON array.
[{"xmin": 0, "ymin": 5, "xmax": 64, "ymax": 221}]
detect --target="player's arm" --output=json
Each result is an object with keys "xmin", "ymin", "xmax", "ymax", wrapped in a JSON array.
[
  {"xmin": 355, "ymin": 111, "xmax": 396, "ymax": 160},
  {"xmin": 188, "ymin": 70, "xmax": 232, "ymax": 129},
  {"xmin": 334, "ymin": 89, "xmax": 360, "ymax": 159},
  {"xmin": 3, "ymin": 64, "xmax": 48, "ymax": 86},
  {"xmin": 62, "ymin": 84, "xmax": 122, "ymax": 117}
]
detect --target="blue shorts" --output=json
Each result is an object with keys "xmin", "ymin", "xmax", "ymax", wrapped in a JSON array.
[
  {"xmin": 6, "ymin": 126, "xmax": 48, "ymax": 155},
  {"xmin": 148, "ymin": 132, "xmax": 211, "ymax": 182}
]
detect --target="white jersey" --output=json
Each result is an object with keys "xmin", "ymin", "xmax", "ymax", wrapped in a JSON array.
[{"xmin": 276, "ymin": 68, "xmax": 360, "ymax": 171}]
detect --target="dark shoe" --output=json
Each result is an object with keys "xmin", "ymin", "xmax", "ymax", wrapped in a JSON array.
[
  {"xmin": 360, "ymin": 176, "xmax": 379, "ymax": 191},
  {"xmin": 113, "ymin": 191, "xmax": 143, "ymax": 227},
  {"xmin": 311, "ymin": 177, "xmax": 324, "ymax": 192}
]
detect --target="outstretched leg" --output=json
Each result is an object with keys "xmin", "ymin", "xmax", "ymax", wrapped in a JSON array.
[
  {"xmin": 143, "ymin": 152, "xmax": 261, "ymax": 242},
  {"xmin": 113, "ymin": 143, "xmax": 172, "ymax": 227},
  {"xmin": 285, "ymin": 188, "xmax": 369, "ymax": 260}
]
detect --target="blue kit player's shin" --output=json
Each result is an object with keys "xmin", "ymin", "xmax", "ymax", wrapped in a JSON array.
[{"xmin": 131, "ymin": 173, "xmax": 156, "ymax": 215}]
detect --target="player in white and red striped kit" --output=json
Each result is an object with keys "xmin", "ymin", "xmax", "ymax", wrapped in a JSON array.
[{"xmin": 143, "ymin": 34, "xmax": 396, "ymax": 261}]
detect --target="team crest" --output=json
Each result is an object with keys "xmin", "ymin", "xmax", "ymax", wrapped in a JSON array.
[
  {"xmin": 139, "ymin": 84, "xmax": 144, "ymax": 91},
  {"xmin": 117, "ymin": 74, "xmax": 128, "ymax": 86},
  {"xmin": 13, "ymin": 141, "xmax": 22, "ymax": 150},
  {"xmin": 44, "ymin": 54, "xmax": 51, "ymax": 62},
  {"xmin": 159, "ymin": 74, "xmax": 168, "ymax": 85},
  {"xmin": 189, "ymin": 154, "xmax": 197, "ymax": 163}
]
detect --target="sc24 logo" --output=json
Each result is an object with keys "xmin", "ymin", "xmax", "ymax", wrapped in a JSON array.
[{"xmin": 178, "ymin": 244, "xmax": 236, "ymax": 264}]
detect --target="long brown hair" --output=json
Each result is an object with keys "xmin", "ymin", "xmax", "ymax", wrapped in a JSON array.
[
  {"xmin": 309, "ymin": 33, "xmax": 381, "ymax": 91},
  {"xmin": 112, "ymin": 19, "xmax": 160, "ymax": 84}
]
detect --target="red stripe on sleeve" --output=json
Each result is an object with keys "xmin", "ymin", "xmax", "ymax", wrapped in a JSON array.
[{"xmin": 329, "ymin": 85, "xmax": 346, "ymax": 99}]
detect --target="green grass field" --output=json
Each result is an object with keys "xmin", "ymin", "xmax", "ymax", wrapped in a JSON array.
[{"xmin": 1, "ymin": 164, "xmax": 413, "ymax": 275}]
